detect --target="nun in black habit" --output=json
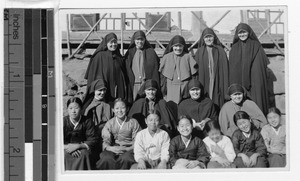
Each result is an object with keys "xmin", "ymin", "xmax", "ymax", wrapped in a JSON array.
[
  {"xmin": 84, "ymin": 32, "xmax": 131, "ymax": 103},
  {"xmin": 124, "ymin": 30, "xmax": 160, "ymax": 101},
  {"xmin": 128, "ymin": 79, "xmax": 177, "ymax": 137},
  {"xmin": 229, "ymin": 23, "xmax": 269, "ymax": 115},
  {"xmin": 178, "ymin": 79, "xmax": 218, "ymax": 139},
  {"xmin": 194, "ymin": 28, "xmax": 229, "ymax": 110}
]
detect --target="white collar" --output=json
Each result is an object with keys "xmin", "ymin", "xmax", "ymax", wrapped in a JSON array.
[
  {"xmin": 242, "ymin": 131, "xmax": 251, "ymax": 138},
  {"xmin": 181, "ymin": 135, "xmax": 192, "ymax": 148},
  {"xmin": 69, "ymin": 116, "xmax": 81, "ymax": 130}
]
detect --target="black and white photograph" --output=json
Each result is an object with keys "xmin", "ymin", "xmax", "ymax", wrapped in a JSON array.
[{"xmin": 60, "ymin": 5, "xmax": 287, "ymax": 172}]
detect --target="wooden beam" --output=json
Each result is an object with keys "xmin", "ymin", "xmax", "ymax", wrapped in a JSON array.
[
  {"xmin": 120, "ymin": 13, "xmax": 126, "ymax": 56},
  {"xmin": 66, "ymin": 14, "xmax": 71, "ymax": 57},
  {"xmin": 146, "ymin": 12, "xmax": 168, "ymax": 34},
  {"xmin": 191, "ymin": 11, "xmax": 202, "ymax": 23},
  {"xmin": 178, "ymin": 11, "xmax": 182, "ymax": 35},
  {"xmin": 257, "ymin": 11, "xmax": 284, "ymax": 39},
  {"xmin": 249, "ymin": 11, "xmax": 284, "ymax": 55},
  {"xmin": 189, "ymin": 11, "xmax": 231, "ymax": 51},
  {"xmin": 79, "ymin": 14, "xmax": 102, "ymax": 40},
  {"xmin": 67, "ymin": 13, "xmax": 107, "ymax": 60},
  {"xmin": 210, "ymin": 10, "xmax": 231, "ymax": 28},
  {"xmin": 132, "ymin": 13, "xmax": 165, "ymax": 49}
]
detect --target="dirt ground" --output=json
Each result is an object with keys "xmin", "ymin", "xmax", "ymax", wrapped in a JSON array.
[{"xmin": 62, "ymin": 55, "xmax": 286, "ymax": 118}]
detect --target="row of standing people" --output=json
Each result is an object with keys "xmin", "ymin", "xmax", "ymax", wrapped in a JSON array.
[
  {"xmin": 64, "ymin": 79, "xmax": 285, "ymax": 170},
  {"xmin": 64, "ymin": 94, "xmax": 285, "ymax": 170},
  {"xmin": 84, "ymin": 23, "xmax": 269, "ymax": 116}
]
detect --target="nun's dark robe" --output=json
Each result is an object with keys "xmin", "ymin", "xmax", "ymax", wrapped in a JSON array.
[
  {"xmin": 229, "ymin": 24, "xmax": 269, "ymax": 115},
  {"xmin": 195, "ymin": 45, "xmax": 229, "ymax": 110},
  {"xmin": 128, "ymin": 98, "xmax": 177, "ymax": 137},
  {"xmin": 124, "ymin": 46, "xmax": 160, "ymax": 101},
  {"xmin": 84, "ymin": 50, "xmax": 130, "ymax": 102},
  {"xmin": 178, "ymin": 97, "xmax": 218, "ymax": 139},
  {"xmin": 64, "ymin": 116, "xmax": 98, "ymax": 170}
]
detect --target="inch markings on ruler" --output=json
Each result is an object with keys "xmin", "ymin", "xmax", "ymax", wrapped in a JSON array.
[{"xmin": 4, "ymin": 9, "xmax": 25, "ymax": 181}]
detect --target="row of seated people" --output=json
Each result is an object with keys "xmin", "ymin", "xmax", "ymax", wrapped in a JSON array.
[{"xmin": 64, "ymin": 79, "xmax": 285, "ymax": 170}]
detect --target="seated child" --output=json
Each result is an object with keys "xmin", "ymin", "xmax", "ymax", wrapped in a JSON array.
[
  {"xmin": 203, "ymin": 120, "xmax": 236, "ymax": 168},
  {"xmin": 131, "ymin": 110, "xmax": 170, "ymax": 169},
  {"xmin": 96, "ymin": 98, "xmax": 141, "ymax": 170},
  {"xmin": 169, "ymin": 116, "xmax": 210, "ymax": 169},
  {"xmin": 231, "ymin": 111, "xmax": 268, "ymax": 168},
  {"xmin": 261, "ymin": 107, "xmax": 286, "ymax": 167},
  {"xmin": 64, "ymin": 97, "xmax": 98, "ymax": 170}
]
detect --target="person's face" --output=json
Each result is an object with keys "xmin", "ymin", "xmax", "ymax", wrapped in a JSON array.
[
  {"xmin": 267, "ymin": 112, "xmax": 281, "ymax": 129},
  {"xmin": 236, "ymin": 118, "xmax": 251, "ymax": 133},
  {"xmin": 67, "ymin": 102, "xmax": 81, "ymax": 120},
  {"xmin": 145, "ymin": 87, "xmax": 157, "ymax": 100},
  {"xmin": 146, "ymin": 114, "xmax": 160, "ymax": 132},
  {"xmin": 189, "ymin": 87, "xmax": 201, "ymax": 100},
  {"xmin": 208, "ymin": 128, "xmax": 222, "ymax": 143},
  {"xmin": 135, "ymin": 37, "xmax": 145, "ymax": 49},
  {"xmin": 238, "ymin": 30, "xmax": 249, "ymax": 41},
  {"xmin": 113, "ymin": 101, "xmax": 127, "ymax": 119},
  {"xmin": 204, "ymin": 34, "xmax": 214, "ymax": 46},
  {"xmin": 177, "ymin": 118, "xmax": 193, "ymax": 137},
  {"xmin": 107, "ymin": 38, "xmax": 118, "ymax": 51},
  {"xmin": 173, "ymin": 44, "xmax": 184, "ymax": 55},
  {"xmin": 94, "ymin": 88, "xmax": 106, "ymax": 100},
  {"xmin": 230, "ymin": 92, "xmax": 243, "ymax": 104}
]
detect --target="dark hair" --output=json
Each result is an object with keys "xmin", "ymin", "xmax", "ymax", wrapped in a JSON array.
[
  {"xmin": 178, "ymin": 115, "xmax": 193, "ymax": 125},
  {"xmin": 147, "ymin": 109, "xmax": 161, "ymax": 120},
  {"xmin": 204, "ymin": 119, "xmax": 221, "ymax": 133},
  {"xmin": 66, "ymin": 97, "xmax": 83, "ymax": 108},
  {"xmin": 267, "ymin": 107, "xmax": 281, "ymax": 117},
  {"xmin": 113, "ymin": 98, "xmax": 127, "ymax": 108},
  {"xmin": 233, "ymin": 111, "xmax": 250, "ymax": 126}
]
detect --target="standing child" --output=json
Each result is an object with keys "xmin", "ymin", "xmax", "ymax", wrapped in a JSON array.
[
  {"xmin": 96, "ymin": 98, "xmax": 141, "ymax": 170},
  {"xmin": 169, "ymin": 116, "xmax": 210, "ymax": 169},
  {"xmin": 203, "ymin": 120, "xmax": 236, "ymax": 168},
  {"xmin": 261, "ymin": 107, "xmax": 286, "ymax": 167},
  {"xmin": 231, "ymin": 111, "xmax": 268, "ymax": 168},
  {"xmin": 132, "ymin": 111, "xmax": 170, "ymax": 169}
]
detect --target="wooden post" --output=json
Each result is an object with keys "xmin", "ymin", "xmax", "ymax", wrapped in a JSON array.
[
  {"xmin": 178, "ymin": 11, "xmax": 182, "ymax": 35},
  {"xmin": 265, "ymin": 9, "xmax": 271, "ymax": 34},
  {"xmin": 120, "ymin": 13, "xmax": 126, "ymax": 56},
  {"xmin": 66, "ymin": 14, "xmax": 71, "ymax": 57},
  {"xmin": 67, "ymin": 13, "xmax": 107, "ymax": 60},
  {"xmin": 240, "ymin": 10, "xmax": 248, "ymax": 24}
]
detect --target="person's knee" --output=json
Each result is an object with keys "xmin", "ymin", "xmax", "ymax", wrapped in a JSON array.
[
  {"xmin": 234, "ymin": 157, "xmax": 245, "ymax": 168},
  {"xmin": 255, "ymin": 157, "xmax": 268, "ymax": 168},
  {"xmin": 119, "ymin": 151, "xmax": 134, "ymax": 163},
  {"xmin": 99, "ymin": 151, "xmax": 114, "ymax": 162}
]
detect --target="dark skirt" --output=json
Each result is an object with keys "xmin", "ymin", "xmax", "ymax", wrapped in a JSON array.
[
  {"xmin": 65, "ymin": 149, "xmax": 93, "ymax": 170},
  {"xmin": 96, "ymin": 150, "xmax": 135, "ymax": 170}
]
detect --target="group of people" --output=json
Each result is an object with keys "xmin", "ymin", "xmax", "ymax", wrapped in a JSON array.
[{"xmin": 63, "ymin": 23, "xmax": 286, "ymax": 170}]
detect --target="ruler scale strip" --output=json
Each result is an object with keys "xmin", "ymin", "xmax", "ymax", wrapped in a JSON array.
[
  {"xmin": 4, "ymin": 9, "xmax": 25, "ymax": 181},
  {"xmin": 4, "ymin": 8, "xmax": 55, "ymax": 181},
  {"xmin": 41, "ymin": 9, "xmax": 49, "ymax": 181},
  {"xmin": 47, "ymin": 9, "xmax": 55, "ymax": 181}
]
